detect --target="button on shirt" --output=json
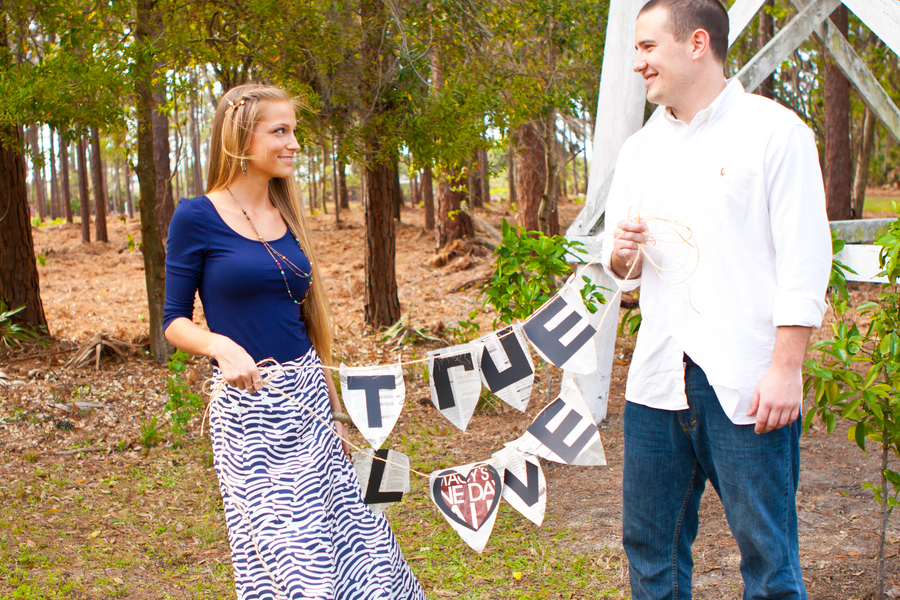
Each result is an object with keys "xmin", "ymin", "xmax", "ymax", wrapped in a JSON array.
[{"xmin": 600, "ymin": 79, "xmax": 832, "ymax": 425}]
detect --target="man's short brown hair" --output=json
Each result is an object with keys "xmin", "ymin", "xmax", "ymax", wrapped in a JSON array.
[{"xmin": 639, "ymin": 0, "xmax": 729, "ymax": 64}]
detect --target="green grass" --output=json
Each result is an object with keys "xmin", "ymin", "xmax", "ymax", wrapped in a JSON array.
[
  {"xmin": 864, "ymin": 195, "xmax": 900, "ymax": 213},
  {"xmin": 0, "ymin": 428, "xmax": 628, "ymax": 600}
]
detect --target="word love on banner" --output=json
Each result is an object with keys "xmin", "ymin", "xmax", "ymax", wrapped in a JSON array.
[
  {"xmin": 427, "ymin": 344, "xmax": 482, "ymax": 432},
  {"xmin": 508, "ymin": 397, "xmax": 607, "ymax": 466},
  {"xmin": 340, "ymin": 362, "xmax": 405, "ymax": 449},
  {"xmin": 352, "ymin": 448, "xmax": 410, "ymax": 515},
  {"xmin": 430, "ymin": 460, "xmax": 505, "ymax": 553},
  {"xmin": 523, "ymin": 284, "xmax": 598, "ymax": 374},
  {"xmin": 492, "ymin": 447, "xmax": 546, "ymax": 526}
]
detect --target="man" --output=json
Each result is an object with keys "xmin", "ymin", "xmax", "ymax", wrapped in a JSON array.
[{"xmin": 600, "ymin": 0, "xmax": 832, "ymax": 598}]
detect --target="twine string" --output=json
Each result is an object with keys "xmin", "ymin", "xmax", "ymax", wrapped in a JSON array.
[{"xmin": 199, "ymin": 208, "xmax": 698, "ymax": 479}]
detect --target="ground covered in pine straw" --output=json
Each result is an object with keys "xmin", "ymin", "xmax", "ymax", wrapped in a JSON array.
[{"xmin": 2, "ymin": 197, "xmax": 898, "ymax": 599}]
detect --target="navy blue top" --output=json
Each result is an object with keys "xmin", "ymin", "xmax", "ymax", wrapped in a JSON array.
[{"xmin": 163, "ymin": 196, "xmax": 313, "ymax": 364}]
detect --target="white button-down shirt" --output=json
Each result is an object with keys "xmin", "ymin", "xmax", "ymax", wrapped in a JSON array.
[{"xmin": 600, "ymin": 79, "xmax": 832, "ymax": 424}]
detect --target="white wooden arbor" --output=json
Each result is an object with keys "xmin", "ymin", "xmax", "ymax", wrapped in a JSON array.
[{"xmin": 562, "ymin": 0, "xmax": 900, "ymax": 423}]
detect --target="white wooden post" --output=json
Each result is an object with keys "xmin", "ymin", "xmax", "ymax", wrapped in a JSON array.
[
  {"xmin": 567, "ymin": 0, "xmax": 647, "ymax": 237},
  {"xmin": 562, "ymin": 0, "xmax": 646, "ymax": 422}
]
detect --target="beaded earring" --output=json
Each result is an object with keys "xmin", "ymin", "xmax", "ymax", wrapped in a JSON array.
[{"xmin": 241, "ymin": 158, "xmax": 247, "ymax": 179}]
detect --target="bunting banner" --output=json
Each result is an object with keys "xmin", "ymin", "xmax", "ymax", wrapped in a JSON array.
[
  {"xmin": 522, "ymin": 284, "xmax": 597, "ymax": 374},
  {"xmin": 352, "ymin": 448, "xmax": 410, "ymax": 515},
  {"xmin": 492, "ymin": 447, "xmax": 546, "ymax": 526},
  {"xmin": 340, "ymin": 361, "xmax": 405, "ymax": 449},
  {"xmin": 507, "ymin": 397, "xmax": 607, "ymax": 466},
  {"xmin": 477, "ymin": 325, "xmax": 535, "ymax": 412},
  {"xmin": 427, "ymin": 344, "xmax": 482, "ymax": 432},
  {"xmin": 430, "ymin": 457, "xmax": 506, "ymax": 553}
]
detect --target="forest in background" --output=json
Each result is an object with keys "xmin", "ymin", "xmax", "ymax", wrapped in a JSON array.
[{"xmin": 2, "ymin": 0, "xmax": 900, "ymax": 357}]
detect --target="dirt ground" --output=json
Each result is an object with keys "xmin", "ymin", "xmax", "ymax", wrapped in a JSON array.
[{"xmin": 2, "ymin": 192, "xmax": 900, "ymax": 599}]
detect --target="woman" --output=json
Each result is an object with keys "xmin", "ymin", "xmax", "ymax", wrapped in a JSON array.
[{"xmin": 163, "ymin": 83, "xmax": 426, "ymax": 600}]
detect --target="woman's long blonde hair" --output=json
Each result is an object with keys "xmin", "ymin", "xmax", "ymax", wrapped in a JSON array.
[{"xmin": 206, "ymin": 83, "xmax": 334, "ymax": 365}]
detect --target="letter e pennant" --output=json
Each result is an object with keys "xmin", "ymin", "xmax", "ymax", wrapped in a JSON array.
[
  {"xmin": 507, "ymin": 397, "xmax": 607, "ymax": 466},
  {"xmin": 522, "ymin": 284, "xmax": 597, "ymax": 374}
]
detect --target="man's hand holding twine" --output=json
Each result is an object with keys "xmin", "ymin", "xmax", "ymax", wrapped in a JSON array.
[{"xmin": 611, "ymin": 218, "xmax": 648, "ymax": 280}]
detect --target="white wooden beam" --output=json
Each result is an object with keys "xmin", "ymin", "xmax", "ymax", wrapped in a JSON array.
[
  {"xmin": 815, "ymin": 18, "xmax": 900, "ymax": 143},
  {"xmin": 736, "ymin": 0, "xmax": 843, "ymax": 93},
  {"xmin": 568, "ymin": 0, "xmax": 646, "ymax": 237},
  {"xmin": 843, "ymin": 0, "xmax": 900, "ymax": 60},
  {"xmin": 834, "ymin": 245, "xmax": 889, "ymax": 283},
  {"xmin": 559, "ymin": 262, "xmax": 621, "ymax": 424},
  {"xmin": 728, "ymin": 0, "xmax": 768, "ymax": 48}
]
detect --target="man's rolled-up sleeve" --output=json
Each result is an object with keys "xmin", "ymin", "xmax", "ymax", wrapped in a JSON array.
[{"xmin": 766, "ymin": 124, "xmax": 831, "ymax": 328}]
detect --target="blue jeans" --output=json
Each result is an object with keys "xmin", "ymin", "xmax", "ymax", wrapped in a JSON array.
[{"xmin": 622, "ymin": 362, "xmax": 806, "ymax": 600}]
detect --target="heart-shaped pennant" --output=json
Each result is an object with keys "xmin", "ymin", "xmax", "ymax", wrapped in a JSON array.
[{"xmin": 430, "ymin": 461, "xmax": 504, "ymax": 553}]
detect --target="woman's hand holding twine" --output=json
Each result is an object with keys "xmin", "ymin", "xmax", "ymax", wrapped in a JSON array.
[{"xmin": 210, "ymin": 335, "xmax": 264, "ymax": 393}]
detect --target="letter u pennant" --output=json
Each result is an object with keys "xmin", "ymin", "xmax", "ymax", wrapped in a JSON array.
[
  {"xmin": 340, "ymin": 361, "xmax": 405, "ymax": 449},
  {"xmin": 427, "ymin": 344, "xmax": 482, "ymax": 431},
  {"xmin": 430, "ymin": 457, "xmax": 506, "ymax": 553}
]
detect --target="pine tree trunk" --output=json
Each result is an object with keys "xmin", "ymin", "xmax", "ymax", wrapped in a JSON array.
[
  {"xmin": 514, "ymin": 120, "xmax": 545, "ymax": 232},
  {"xmin": 363, "ymin": 155, "xmax": 401, "ymax": 328},
  {"xmin": 76, "ymin": 135, "xmax": 91, "ymax": 242},
  {"xmin": 28, "ymin": 126, "xmax": 47, "ymax": 222},
  {"xmin": 123, "ymin": 160, "xmax": 134, "ymax": 218},
  {"xmin": 152, "ymin": 84, "xmax": 174, "ymax": 238},
  {"xmin": 422, "ymin": 165, "xmax": 435, "ymax": 231},
  {"xmin": 758, "ymin": 0, "xmax": 776, "ymax": 100},
  {"xmin": 507, "ymin": 142, "xmax": 517, "ymax": 206},
  {"xmin": 470, "ymin": 150, "xmax": 484, "ymax": 209},
  {"xmin": 59, "ymin": 133, "xmax": 73, "ymax": 223},
  {"xmin": 480, "ymin": 148, "xmax": 490, "ymax": 204},
  {"xmin": 852, "ymin": 106, "xmax": 876, "ymax": 219},
  {"xmin": 136, "ymin": 0, "xmax": 172, "ymax": 362},
  {"xmin": 824, "ymin": 5, "xmax": 852, "ymax": 220},
  {"xmin": 338, "ymin": 158, "xmax": 349, "ymax": 209},
  {"xmin": 308, "ymin": 150, "xmax": 317, "ymax": 214},
  {"xmin": 437, "ymin": 171, "xmax": 473, "ymax": 248},
  {"xmin": 190, "ymin": 78, "xmax": 203, "ymax": 196},
  {"xmin": 539, "ymin": 111, "xmax": 559, "ymax": 235},
  {"xmin": 320, "ymin": 144, "xmax": 328, "ymax": 214},
  {"xmin": 392, "ymin": 155, "xmax": 402, "ymax": 221},
  {"xmin": 49, "ymin": 130, "xmax": 60, "ymax": 221},
  {"xmin": 90, "ymin": 126, "xmax": 108, "ymax": 242},
  {"xmin": 0, "ymin": 122, "xmax": 47, "ymax": 328}
]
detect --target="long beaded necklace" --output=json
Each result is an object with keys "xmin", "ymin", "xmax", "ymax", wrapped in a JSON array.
[{"xmin": 226, "ymin": 186, "xmax": 312, "ymax": 306}]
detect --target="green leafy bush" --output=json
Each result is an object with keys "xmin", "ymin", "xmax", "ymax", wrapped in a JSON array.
[
  {"xmin": 166, "ymin": 350, "xmax": 204, "ymax": 437},
  {"xmin": 0, "ymin": 302, "xmax": 41, "ymax": 351},
  {"xmin": 804, "ymin": 208, "xmax": 900, "ymax": 599},
  {"xmin": 480, "ymin": 219, "xmax": 605, "ymax": 328}
]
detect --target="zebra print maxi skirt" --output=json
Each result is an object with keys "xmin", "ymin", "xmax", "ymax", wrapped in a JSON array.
[{"xmin": 208, "ymin": 348, "xmax": 426, "ymax": 600}]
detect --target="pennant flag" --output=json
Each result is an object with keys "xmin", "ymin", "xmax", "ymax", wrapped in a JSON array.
[
  {"xmin": 430, "ymin": 458, "xmax": 505, "ymax": 553},
  {"xmin": 427, "ymin": 344, "xmax": 482, "ymax": 431},
  {"xmin": 522, "ymin": 284, "xmax": 597, "ymax": 374},
  {"xmin": 492, "ymin": 447, "xmax": 546, "ymax": 526},
  {"xmin": 477, "ymin": 325, "xmax": 534, "ymax": 412},
  {"xmin": 340, "ymin": 361, "xmax": 405, "ymax": 449},
  {"xmin": 507, "ymin": 397, "xmax": 606, "ymax": 466},
  {"xmin": 352, "ymin": 448, "xmax": 410, "ymax": 515}
]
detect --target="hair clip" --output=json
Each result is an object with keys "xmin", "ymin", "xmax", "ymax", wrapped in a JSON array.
[{"xmin": 226, "ymin": 98, "xmax": 246, "ymax": 111}]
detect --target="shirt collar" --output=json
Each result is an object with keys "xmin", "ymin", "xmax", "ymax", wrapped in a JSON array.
[{"xmin": 663, "ymin": 78, "xmax": 743, "ymax": 129}]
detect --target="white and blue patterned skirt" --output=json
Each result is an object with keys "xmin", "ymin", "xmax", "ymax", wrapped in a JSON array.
[{"xmin": 209, "ymin": 347, "xmax": 426, "ymax": 600}]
